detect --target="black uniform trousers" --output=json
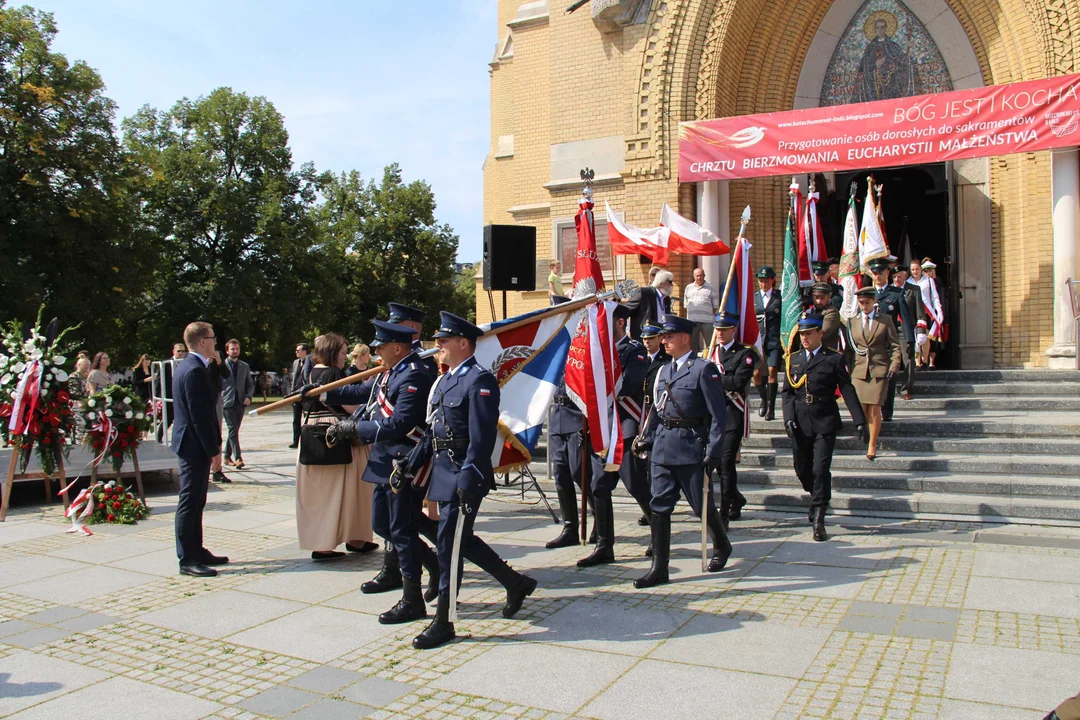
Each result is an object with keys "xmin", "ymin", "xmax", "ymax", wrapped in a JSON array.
[
  {"xmin": 436, "ymin": 494, "xmax": 514, "ymax": 596},
  {"xmin": 175, "ymin": 455, "xmax": 210, "ymax": 564},
  {"xmin": 371, "ymin": 483, "xmax": 392, "ymax": 543},
  {"xmin": 650, "ymin": 462, "xmax": 710, "ymax": 517},
  {"xmin": 790, "ymin": 427, "xmax": 837, "ymax": 509},
  {"xmin": 618, "ymin": 440, "xmax": 650, "ymax": 504},
  {"xmin": 550, "ymin": 431, "xmax": 590, "ymax": 492},
  {"xmin": 719, "ymin": 428, "xmax": 746, "ymax": 506},
  {"xmin": 884, "ymin": 339, "xmax": 917, "ymax": 419},
  {"xmin": 292, "ymin": 402, "xmax": 303, "ymax": 446},
  {"xmin": 386, "ymin": 479, "xmax": 428, "ymax": 581}
]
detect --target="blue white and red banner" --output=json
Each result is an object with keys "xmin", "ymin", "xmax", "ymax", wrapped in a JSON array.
[{"xmin": 477, "ymin": 303, "xmax": 585, "ymax": 472}]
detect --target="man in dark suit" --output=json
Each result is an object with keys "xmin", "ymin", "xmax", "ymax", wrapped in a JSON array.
[
  {"xmin": 288, "ymin": 343, "xmax": 311, "ymax": 449},
  {"xmin": 781, "ymin": 310, "xmax": 867, "ymax": 542},
  {"xmin": 753, "ymin": 266, "xmax": 783, "ymax": 421},
  {"xmin": 626, "ymin": 270, "xmax": 674, "ymax": 340},
  {"xmin": 221, "ymin": 339, "xmax": 254, "ymax": 469},
  {"xmin": 172, "ymin": 322, "xmax": 228, "ymax": 577}
]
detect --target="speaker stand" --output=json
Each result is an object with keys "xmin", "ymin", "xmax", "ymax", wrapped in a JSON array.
[
  {"xmin": 502, "ymin": 291, "xmax": 508, "ymax": 321},
  {"xmin": 501, "ymin": 465, "xmax": 559, "ymax": 523},
  {"xmin": 486, "ymin": 289, "xmax": 497, "ymax": 323}
]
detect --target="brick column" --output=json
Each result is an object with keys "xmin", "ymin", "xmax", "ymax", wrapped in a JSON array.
[{"xmin": 1048, "ymin": 147, "xmax": 1080, "ymax": 369}]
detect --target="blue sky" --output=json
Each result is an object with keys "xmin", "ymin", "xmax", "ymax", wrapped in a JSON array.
[{"xmin": 28, "ymin": 0, "xmax": 494, "ymax": 262}]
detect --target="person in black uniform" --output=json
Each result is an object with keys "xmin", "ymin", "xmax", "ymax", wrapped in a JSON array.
[
  {"xmin": 781, "ymin": 310, "xmax": 867, "ymax": 542},
  {"xmin": 576, "ymin": 304, "xmax": 648, "ymax": 568},
  {"xmin": 708, "ymin": 312, "xmax": 759, "ymax": 523},
  {"xmin": 403, "ymin": 312, "xmax": 536, "ymax": 650},
  {"xmin": 636, "ymin": 323, "xmax": 669, "ymax": 531},
  {"xmin": 633, "ymin": 315, "xmax": 732, "ymax": 589},
  {"xmin": 545, "ymin": 378, "xmax": 588, "ymax": 548},
  {"xmin": 753, "ymin": 266, "xmax": 782, "ymax": 421}
]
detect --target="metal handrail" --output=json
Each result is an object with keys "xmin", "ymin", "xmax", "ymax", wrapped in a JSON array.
[{"xmin": 1069, "ymin": 278, "xmax": 1080, "ymax": 371}]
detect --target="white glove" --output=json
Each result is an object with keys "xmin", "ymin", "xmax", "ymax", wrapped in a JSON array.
[{"xmin": 916, "ymin": 333, "xmax": 928, "ymax": 348}]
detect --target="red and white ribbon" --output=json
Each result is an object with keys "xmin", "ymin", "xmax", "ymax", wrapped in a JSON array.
[{"xmin": 9, "ymin": 360, "xmax": 42, "ymax": 436}]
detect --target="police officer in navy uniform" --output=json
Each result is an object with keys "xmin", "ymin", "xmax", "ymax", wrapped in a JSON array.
[
  {"xmin": 781, "ymin": 310, "xmax": 867, "ymax": 542},
  {"xmin": 634, "ymin": 314, "xmax": 732, "ymax": 589},
  {"xmin": 710, "ymin": 312, "xmax": 759, "ymax": 523},
  {"xmin": 321, "ymin": 320, "xmax": 440, "ymax": 623},
  {"xmin": 404, "ymin": 312, "xmax": 536, "ymax": 650},
  {"xmin": 545, "ymin": 377, "xmax": 589, "ymax": 548},
  {"xmin": 635, "ymin": 322, "xmax": 669, "ymax": 529},
  {"xmin": 753, "ymin": 266, "xmax": 782, "ymax": 421},
  {"xmin": 388, "ymin": 303, "xmax": 439, "ymax": 376},
  {"xmin": 310, "ymin": 305, "xmax": 440, "ymax": 599},
  {"xmin": 576, "ymin": 304, "xmax": 649, "ymax": 568}
]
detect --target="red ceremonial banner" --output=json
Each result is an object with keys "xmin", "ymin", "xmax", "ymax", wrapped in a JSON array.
[{"xmin": 679, "ymin": 73, "xmax": 1080, "ymax": 182}]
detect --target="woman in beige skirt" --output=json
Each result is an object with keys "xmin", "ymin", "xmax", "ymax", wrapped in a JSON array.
[
  {"xmin": 847, "ymin": 287, "xmax": 901, "ymax": 461},
  {"xmin": 295, "ymin": 333, "xmax": 377, "ymax": 561}
]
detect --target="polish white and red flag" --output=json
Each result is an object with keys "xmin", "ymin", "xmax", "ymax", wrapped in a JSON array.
[
  {"xmin": 659, "ymin": 203, "xmax": 730, "ymax": 256},
  {"xmin": 790, "ymin": 180, "xmax": 813, "ymax": 287},
  {"xmin": 605, "ymin": 202, "xmax": 669, "ymax": 266},
  {"xmin": 803, "ymin": 186, "xmax": 828, "ymax": 267}
]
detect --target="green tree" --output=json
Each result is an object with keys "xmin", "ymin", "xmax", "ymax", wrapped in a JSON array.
[
  {"xmin": 314, "ymin": 165, "xmax": 468, "ymax": 341},
  {"xmin": 122, "ymin": 87, "xmax": 333, "ymax": 370},
  {"xmin": 0, "ymin": 2, "xmax": 150, "ymax": 357}
]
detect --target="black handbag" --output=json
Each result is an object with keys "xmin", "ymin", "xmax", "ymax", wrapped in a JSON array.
[{"xmin": 298, "ymin": 420, "xmax": 353, "ymax": 466}]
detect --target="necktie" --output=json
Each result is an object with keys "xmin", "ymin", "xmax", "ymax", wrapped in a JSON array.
[{"xmin": 863, "ymin": 314, "xmax": 870, "ymax": 333}]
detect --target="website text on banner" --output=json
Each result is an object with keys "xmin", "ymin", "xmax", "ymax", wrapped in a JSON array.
[{"xmin": 679, "ymin": 73, "xmax": 1080, "ymax": 182}]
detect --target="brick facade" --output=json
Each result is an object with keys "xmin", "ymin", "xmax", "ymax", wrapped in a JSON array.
[{"xmin": 481, "ymin": 0, "xmax": 1078, "ymax": 366}]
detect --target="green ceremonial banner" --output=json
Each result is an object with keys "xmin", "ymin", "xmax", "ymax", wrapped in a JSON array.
[{"xmin": 780, "ymin": 209, "xmax": 801, "ymax": 341}]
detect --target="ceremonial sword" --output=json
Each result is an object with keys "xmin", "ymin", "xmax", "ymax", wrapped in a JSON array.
[{"xmin": 449, "ymin": 488, "xmax": 468, "ymax": 623}]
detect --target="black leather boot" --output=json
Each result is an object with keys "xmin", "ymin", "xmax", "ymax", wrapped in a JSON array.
[
  {"xmin": 577, "ymin": 493, "xmax": 615, "ymax": 568},
  {"xmin": 765, "ymin": 382, "xmax": 778, "ymax": 421},
  {"xmin": 546, "ymin": 487, "xmax": 579, "ymax": 549},
  {"xmin": 706, "ymin": 503, "xmax": 733, "ymax": 572},
  {"xmin": 420, "ymin": 544, "xmax": 440, "ymax": 603},
  {"xmin": 755, "ymin": 383, "xmax": 768, "ymax": 418},
  {"xmin": 634, "ymin": 513, "xmax": 670, "ymax": 588},
  {"xmin": 812, "ymin": 506, "xmax": 828, "ymax": 542},
  {"xmin": 378, "ymin": 577, "xmax": 428, "ymax": 624},
  {"xmin": 412, "ymin": 594, "xmax": 455, "ymax": 649},
  {"xmin": 728, "ymin": 493, "xmax": 746, "ymax": 521},
  {"xmin": 361, "ymin": 545, "xmax": 403, "ymax": 594},
  {"xmin": 636, "ymin": 498, "xmax": 652, "ymax": 526}
]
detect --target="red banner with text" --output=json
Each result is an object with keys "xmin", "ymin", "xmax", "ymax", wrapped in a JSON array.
[{"xmin": 679, "ymin": 73, "xmax": 1080, "ymax": 182}]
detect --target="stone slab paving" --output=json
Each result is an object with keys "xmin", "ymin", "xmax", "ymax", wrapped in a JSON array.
[{"xmin": 0, "ymin": 411, "xmax": 1078, "ymax": 719}]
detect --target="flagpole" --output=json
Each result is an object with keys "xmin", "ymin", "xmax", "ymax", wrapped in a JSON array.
[{"xmin": 707, "ymin": 206, "xmax": 751, "ymax": 361}]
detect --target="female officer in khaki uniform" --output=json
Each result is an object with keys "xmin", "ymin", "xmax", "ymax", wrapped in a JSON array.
[{"xmin": 847, "ymin": 287, "xmax": 901, "ymax": 461}]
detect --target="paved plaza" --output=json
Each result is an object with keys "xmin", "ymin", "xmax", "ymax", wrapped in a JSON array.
[{"xmin": 1, "ymin": 411, "xmax": 1079, "ymax": 719}]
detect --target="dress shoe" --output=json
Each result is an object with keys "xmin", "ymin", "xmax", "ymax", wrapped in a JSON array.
[
  {"xmin": 502, "ymin": 574, "xmax": 537, "ymax": 618},
  {"xmin": 345, "ymin": 541, "xmax": 379, "ymax": 554},
  {"xmin": 412, "ymin": 595, "xmax": 455, "ymax": 650},
  {"xmin": 311, "ymin": 551, "xmax": 346, "ymax": 561},
  {"xmin": 637, "ymin": 514, "xmax": 649, "ymax": 526},
  {"xmin": 223, "ymin": 458, "xmax": 236, "ymax": 467},
  {"xmin": 378, "ymin": 578, "xmax": 428, "ymax": 625},
  {"xmin": 201, "ymin": 553, "xmax": 229, "ymax": 566},
  {"xmin": 902, "ymin": 392, "xmax": 913, "ymax": 401},
  {"xmin": 179, "ymin": 563, "xmax": 217, "ymax": 578},
  {"xmin": 212, "ymin": 471, "xmax": 232, "ymax": 484},
  {"xmin": 235, "ymin": 459, "xmax": 245, "ymax": 469},
  {"xmin": 288, "ymin": 442, "xmax": 298, "ymax": 449}
]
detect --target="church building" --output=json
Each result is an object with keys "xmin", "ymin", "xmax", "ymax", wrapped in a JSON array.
[{"xmin": 480, "ymin": 0, "xmax": 1080, "ymax": 368}]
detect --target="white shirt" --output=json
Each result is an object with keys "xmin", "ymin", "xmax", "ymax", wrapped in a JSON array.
[
  {"xmin": 805, "ymin": 346, "xmax": 821, "ymax": 363},
  {"xmin": 684, "ymin": 281, "xmax": 718, "ymax": 323},
  {"xmin": 861, "ymin": 309, "xmax": 876, "ymax": 331},
  {"xmin": 722, "ymin": 339, "xmax": 736, "ymax": 354},
  {"xmin": 671, "ymin": 350, "xmax": 693, "ymax": 374},
  {"xmin": 760, "ymin": 289, "xmax": 774, "ymax": 306}
]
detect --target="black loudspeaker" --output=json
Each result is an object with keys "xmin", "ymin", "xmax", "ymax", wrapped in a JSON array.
[{"xmin": 483, "ymin": 224, "xmax": 536, "ymax": 291}]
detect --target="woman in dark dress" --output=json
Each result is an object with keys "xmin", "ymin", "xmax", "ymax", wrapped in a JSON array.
[{"xmin": 131, "ymin": 354, "xmax": 153, "ymax": 404}]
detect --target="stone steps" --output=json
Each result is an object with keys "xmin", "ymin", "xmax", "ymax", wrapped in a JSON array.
[
  {"xmin": 910, "ymin": 369, "xmax": 1080, "ymax": 383},
  {"xmin": 914, "ymin": 381, "xmax": 1080, "ymax": 397},
  {"xmin": 737, "ymin": 449, "xmax": 1080, "ymax": 477},
  {"xmin": 740, "ymin": 434, "xmax": 1080, "ymax": 456}
]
